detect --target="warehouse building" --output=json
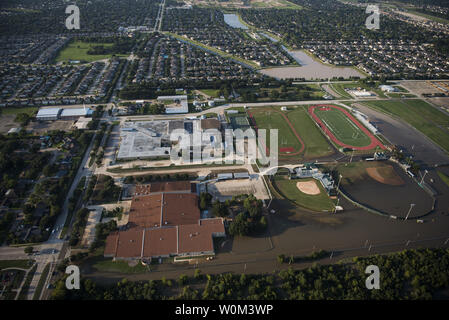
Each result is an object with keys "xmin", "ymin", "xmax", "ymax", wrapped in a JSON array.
[
  {"xmin": 60, "ymin": 107, "xmax": 93, "ymax": 120},
  {"xmin": 36, "ymin": 108, "xmax": 62, "ymax": 121}
]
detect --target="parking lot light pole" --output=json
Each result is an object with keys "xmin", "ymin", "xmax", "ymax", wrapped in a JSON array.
[
  {"xmin": 420, "ymin": 170, "xmax": 428, "ymax": 184},
  {"xmin": 334, "ymin": 175, "xmax": 343, "ymax": 214},
  {"xmin": 405, "ymin": 203, "xmax": 416, "ymax": 220}
]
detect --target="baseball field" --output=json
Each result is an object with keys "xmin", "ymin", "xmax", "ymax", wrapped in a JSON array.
[{"xmin": 272, "ymin": 176, "xmax": 335, "ymax": 212}]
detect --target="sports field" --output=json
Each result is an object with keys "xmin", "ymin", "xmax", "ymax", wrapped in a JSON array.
[
  {"xmin": 248, "ymin": 108, "xmax": 305, "ymax": 157},
  {"xmin": 285, "ymin": 107, "xmax": 333, "ymax": 158},
  {"xmin": 273, "ymin": 177, "xmax": 335, "ymax": 212},
  {"xmin": 309, "ymin": 105, "xmax": 385, "ymax": 151},
  {"xmin": 361, "ymin": 100, "xmax": 449, "ymax": 154},
  {"xmin": 248, "ymin": 106, "xmax": 334, "ymax": 159}
]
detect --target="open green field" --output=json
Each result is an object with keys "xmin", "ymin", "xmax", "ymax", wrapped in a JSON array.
[
  {"xmin": 331, "ymin": 82, "xmax": 387, "ymax": 99},
  {"xmin": 198, "ymin": 89, "xmax": 220, "ymax": 98},
  {"xmin": 273, "ymin": 177, "xmax": 334, "ymax": 212},
  {"xmin": 361, "ymin": 100, "xmax": 449, "ymax": 154},
  {"xmin": 249, "ymin": 108, "xmax": 303, "ymax": 155},
  {"xmin": 0, "ymin": 107, "xmax": 38, "ymax": 116},
  {"xmin": 313, "ymin": 107, "xmax": 372, "ymax": 148},
  {"xmin": 286, "ymin": 106, "xmax": 333, "ymax": 158},
  {"xmin": 250, "ymin": 0, "xmax": 303, "ymax": 9},
  {"xmin": 249, "ymin": 106, "xmax": 334, "ymax": 159},
  {"xmin": 386, "ymin": 93, "xmax": 416, "ymax": 98},
  {"xmin": 55, "ymin": 40, "xmax": 127, "ymax": 63},
  {"xmin": 408, "ymin": 10, "xmax": 449, "ymax": 25}
]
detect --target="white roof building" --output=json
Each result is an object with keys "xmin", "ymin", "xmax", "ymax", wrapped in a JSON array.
[
  {"xmin": 379, "ymin": 85, "xmax": 397, "ymax": 92},
  {"xmin": 157, "ymin": 95, "xmax": 189, "ymax": 114},
  {"xmin": 60, "ymin": 107, "xmax": 93, "ymax": 119},
  {"xmin": 36, "ymin": 108, "xmax": 62, "ymax": 121}
]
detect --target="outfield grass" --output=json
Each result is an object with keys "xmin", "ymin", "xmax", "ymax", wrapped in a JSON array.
[
  {"xmin": 274, "ymin": 177, "xmax": 334, "ymax": 212},
  {"xmin": 250, "ymin": 108, "xmax": 303, "ymax": 155},
  {"xmin": 55, "ymin": 40, "xmax": 127, "ymax": 63},
  {"xmin": 362, "ymin": 100, "xmax": 449, "ymax": 154},
  {"xmin": 286, "ymin": 106, "xmax": 333, "ymax": 158},
  {"xmin": 314, "ymin": 107, "xmax": 372, "ymax": 148}
]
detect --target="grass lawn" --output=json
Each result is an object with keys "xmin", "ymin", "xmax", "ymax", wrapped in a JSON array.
[
  {"xmin": 332, "ymin": 82, "xmax": 387, "ymax": 98},
  {"xmin": 314, "ymin": 107, "xmax": 372, "ymax": 148},
  {"xmin": 250, "ymin": 0, "xmax": 303, "ymax": 9},
  {"xmin": 330, "ymin": 83, "xmax": 353, "ymax": 99},
  {"xmin": 286, "ymin": 106, "xmax": 333, "ymax": 158},
  {"xmin": 250, "ymin": 108, "xmax": 303, "ymax": 155},
  {"xmin": 273, "ymin": 177, "xmax": 334, "ymax": 212},
  {"xmin": 408, "ymin": 10, "xmax": 449, "ymax": 24},
  {"xmin": 0, "ymin": 259, "xmax": 33, "ymax": 270},
  {"xmin": 0, "ymin": 107, "xmax": 38, "ymax": 116},
  {"xmin": 55, "ymin": 40, "xmax": 127, "ymax": 63},
  {"xmin": 93, "ymin": 258, "xmax": 151, "ymax": 274},
  {"xmin": 198, "ymin": 89, "xmax": 220, "ymax": 98},
  {"xmin": 437, "ymin": 171, "xmax": 449, "ymax": 188},
  {"xmin": 386, "ymin": 93, "xmax": 416, "ymax": 98},
  {"xmin": 362, "ymin": 99, "xmax": 449, "ymax": 154}
]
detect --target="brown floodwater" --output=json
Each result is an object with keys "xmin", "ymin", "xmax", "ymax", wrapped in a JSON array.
[{"xmin": 260, "ymin": 50, "xmax": 365, "ymax": 80}]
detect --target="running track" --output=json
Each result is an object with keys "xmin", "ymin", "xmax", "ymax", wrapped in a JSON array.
[
  {"xmin": 308, "ymin": 104, "xmax": 386, "ymax": 151},
  {"xmin": 247, "ymin": 109, "xmax": 305, "ymax": 156}
]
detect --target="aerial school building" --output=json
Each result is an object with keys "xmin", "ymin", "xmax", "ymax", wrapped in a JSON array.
[{"xmin": 104, "ymin": 181, "xmax": 226, "ymax": 261}]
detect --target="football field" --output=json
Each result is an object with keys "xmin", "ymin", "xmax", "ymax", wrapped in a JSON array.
[{"xmin": 309, "ymin": 105, "xmax": 385, "ymax": 151}]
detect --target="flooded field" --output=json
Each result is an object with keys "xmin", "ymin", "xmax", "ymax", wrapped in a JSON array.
[
  {"xmin": 260, "ymin": 50, "xmax": 365, "ymax": 80},
  {"xmin": 223, "ymin": 14, "xmax": 248, "ymax": 29}
]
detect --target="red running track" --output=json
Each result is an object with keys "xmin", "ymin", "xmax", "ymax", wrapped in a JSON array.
[
  {"xmin": 308, "ymin": 104, "xmax": 386, "ymax": 151},
  {"xmin": 247, "ymin": 109, "xmax": 305, "ymax": 156}
]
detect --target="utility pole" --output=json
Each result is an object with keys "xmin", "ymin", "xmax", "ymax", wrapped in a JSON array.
[{"xmin": 405, "ymin": 203, "xmax": 416, "ymax": 220}]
